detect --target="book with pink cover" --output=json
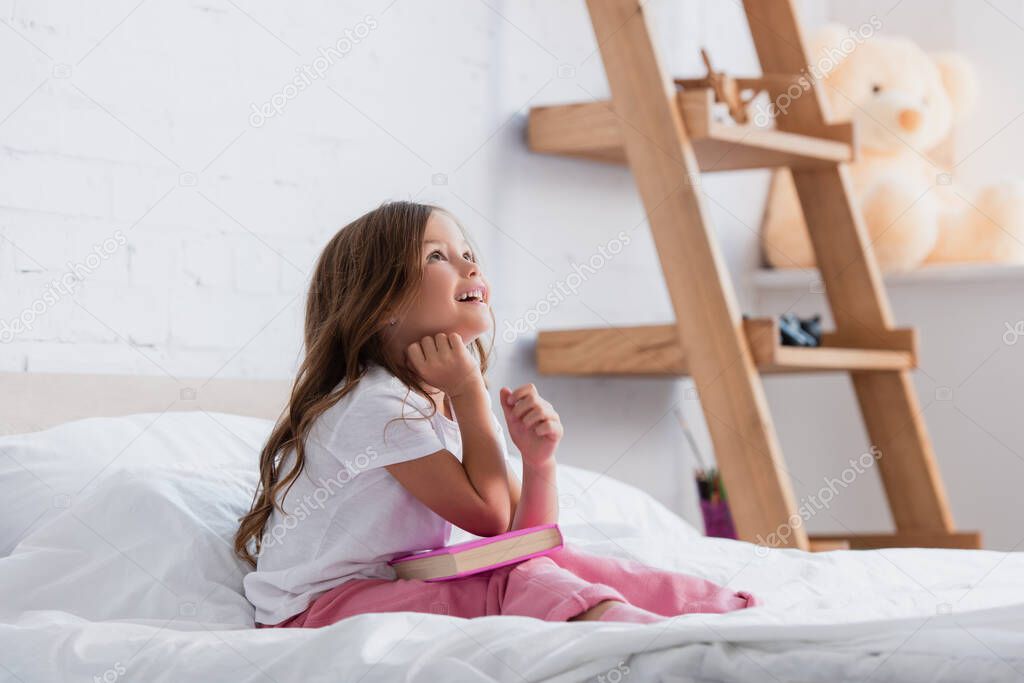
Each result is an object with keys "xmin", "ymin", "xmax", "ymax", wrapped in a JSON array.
[{"xmin": 387, "ymin": 523, "xmax": 563, "ymax": 582}]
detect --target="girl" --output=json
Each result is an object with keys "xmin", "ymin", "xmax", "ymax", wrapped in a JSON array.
[{"xmin": 235, "ymin": 201, "xmax": 759, "ymax": 628}]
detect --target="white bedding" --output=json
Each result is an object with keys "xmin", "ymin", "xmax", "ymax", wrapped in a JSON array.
[{"xmin": 2, "ymin": 414, "xmax": 1023, "ymax": 682}]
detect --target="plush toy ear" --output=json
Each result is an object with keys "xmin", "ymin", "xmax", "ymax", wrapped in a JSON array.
[
  {"xmin": 930, "ymin": 52, "xmax": 978, "ymax": 121},
  {"xmin": 806, "ymin": 23, "xmax": 853, "ymax": 78}
]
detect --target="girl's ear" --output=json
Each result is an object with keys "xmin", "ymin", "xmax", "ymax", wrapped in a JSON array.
[
  {"xmin": 930, "ymin": 51, "xmax": 978, "ymax": 122},
  {"xmin": 376, "ymin": 313, "xmax": 399, "ymax": 337},
  {"xmin": 807, "ymin": 23, "xmax": 853, "ymax": 77}
]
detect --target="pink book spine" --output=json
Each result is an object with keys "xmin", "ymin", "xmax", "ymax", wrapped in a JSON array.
[
  {"xmin": 424, "ymin": 543, "xmax": 564, "ymax": 582},
  {"xmin": 388, "ymin": 523, "xmax": 562, "ymax": 581}
]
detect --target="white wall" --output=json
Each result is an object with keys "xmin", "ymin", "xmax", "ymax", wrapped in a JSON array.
[{"xmin": 1, "ymin": 0, "xmax": 823, "ymax": 525}]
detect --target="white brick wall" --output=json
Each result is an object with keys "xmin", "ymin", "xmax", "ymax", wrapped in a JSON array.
[{"xmin": 0, "ymin": 0, "xmax": 826, "ymax": 522}]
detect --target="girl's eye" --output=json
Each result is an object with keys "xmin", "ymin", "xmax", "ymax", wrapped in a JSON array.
[{"xmin": 427, "ymin": 249, "xmax": 475, "ymax": 262}]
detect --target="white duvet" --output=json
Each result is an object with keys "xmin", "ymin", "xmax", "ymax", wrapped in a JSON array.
[{"xmin": 2, "ymin": 413, "xmax": 1023, "ymax": 682}]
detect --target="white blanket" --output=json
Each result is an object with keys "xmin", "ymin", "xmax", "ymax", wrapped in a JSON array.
[{"xmin": 4, "ymin": 532, "xmax": 1024, "ymax": 681}]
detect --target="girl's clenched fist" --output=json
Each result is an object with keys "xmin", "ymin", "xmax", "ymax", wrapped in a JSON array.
[{"xmin": 499, "ymin": 383, "xmax": 563, "ymax": 465}]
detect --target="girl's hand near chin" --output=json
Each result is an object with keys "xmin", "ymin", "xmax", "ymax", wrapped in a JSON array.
[
  {"xmin": 405, "ymin": 332, "xmax": 483, "ymax": 398},
  {"xmin": 499, "ymin": 384, "xmax": 563, "ymax": 466}
]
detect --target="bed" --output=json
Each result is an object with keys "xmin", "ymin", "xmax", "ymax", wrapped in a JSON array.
[{"xmin": 2, "ymin": 371, "xmax": 1023, "ymax": 682}]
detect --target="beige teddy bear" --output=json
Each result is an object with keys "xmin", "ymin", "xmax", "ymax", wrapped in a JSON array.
[{"xmin": 761, "ymin": 23, "xmax": 1024, "ymax": 271}]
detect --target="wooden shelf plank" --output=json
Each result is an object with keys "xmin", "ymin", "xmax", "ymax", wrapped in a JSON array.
[
  {"xmin": 767, "ymin": 346, "xmax": 913, "ymax": 372},
  {"xmin": 752, "ymin": 263, "xmax": 1024, "ymax": 289},
  {"xmin": 536, "ymin": 320, "xmax": 916, "ymax": 376},
  {"xmin": 527, "ymin": 97, "xmax": 853, "ymax": 172},
  {"xmin": 807, "ymin": 538, "xmax": 850, "ymax": 552},
  {"xmin": 809, "ymin": 531, "xmax": 982, "ymax": 550},
  {"xmin": 744, "ymin": 317, "xmax": 915, "ymax": 371},
  {"xmin": 536, "ymin": 324, "xmax": 686, "ymax": 376}
]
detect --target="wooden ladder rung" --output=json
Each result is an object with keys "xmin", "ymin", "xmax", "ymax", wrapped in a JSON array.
[
  {"xmin": 743, "ymin": 318, "xmax": 916, "ymax": 372},
  {"xmin": 537, "ymin": 324, "xmax": 686, "ymax": 376},
  {"xmin": 527, "ymin": 90, "xmax": 854, "ymax": 172},
  {"xmin": 536, "ymin": 318, "xmax": 916, "ymax": 377},
  {"xmin": 808, "ymin": 531, "xmax": 982, "ymax": 551},
  {"xmin": 806, "ymin": 537, "xmax": 850, "ymax": 552}
]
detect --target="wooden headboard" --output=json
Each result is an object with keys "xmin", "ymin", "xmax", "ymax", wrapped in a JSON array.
[{"xmin": 0, "ymin": 372, "xmax": 291, "ymax": 435}]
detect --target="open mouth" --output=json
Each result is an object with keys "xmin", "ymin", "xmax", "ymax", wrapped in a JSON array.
[{"xmin": 454, "ymin": 288, "xmax": 486, "ymax": 304}]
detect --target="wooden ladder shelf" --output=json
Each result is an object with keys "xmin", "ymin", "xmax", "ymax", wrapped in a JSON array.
[
  {"xmin": 537, "ymin": 318, "xmax": 917, "ymax": 376},
  {"xmin": 526, "ymin": 0, "xmax": 980, "ymax": 552},
  {"xmin": 529, "ymin": 90, "xmax": 856, "ymax": 172}
]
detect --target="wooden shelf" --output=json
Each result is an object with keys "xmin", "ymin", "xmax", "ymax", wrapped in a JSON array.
[
  {"xmin": 527, "ymin": 89, "xmax": 854, "ymax": 172},
  {"xmin": 536, "ymin": 318, "xmax": 916, "ymax": 377},
  {"xmin": 744, "ymin": 318, "xmax": 916, "ymax": 372},
  {"xmin": 807, "ymin": 537, "xmax": 851, "ymax": 552},
  {"xmin": 809, "ymin": 531, "xmax": 982, "ymax": 551},
  {"xmin": 537, "ymin": 324, "xmax": 686, "ymax": 376},
  {"xmin": 751, "ymin": 263, "xmax": 1024, "ymax": 289}
]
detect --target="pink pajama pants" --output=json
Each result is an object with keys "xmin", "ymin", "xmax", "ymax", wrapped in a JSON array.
[{"xmin": 257, "ymin": 544, "xmax": 759, "ymax": 628}]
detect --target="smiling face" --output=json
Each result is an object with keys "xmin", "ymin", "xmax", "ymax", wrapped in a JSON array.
[{"xmin": 383, "ymin": 210, "xmax": 491, "ymax": 362}]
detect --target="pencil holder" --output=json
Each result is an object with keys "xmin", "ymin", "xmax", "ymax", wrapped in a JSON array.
[
  {"xmin": 695, "ymin": 469, "xmax": 738, "ymax": 539},
  {"xmin": 699, "ymin": 498, "xmax": 738, "ymax": 539}
]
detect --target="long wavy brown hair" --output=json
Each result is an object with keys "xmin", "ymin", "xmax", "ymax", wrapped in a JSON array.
[{"xmin": 233, "ymin": 200, "xmax": 495, "ymax": 568}]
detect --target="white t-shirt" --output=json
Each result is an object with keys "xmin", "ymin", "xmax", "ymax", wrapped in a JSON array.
[{"xmin": 243, "ymin": 362, "xmax": 512, "ymax": 625}]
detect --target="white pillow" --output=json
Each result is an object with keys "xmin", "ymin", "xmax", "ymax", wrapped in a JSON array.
[
  {"xmin": 0, "ymin": 411, "xmax": 269, "ymax": 556},
  {"xmin": 1, "ymin": 411, "xmax": 699, "ymax": 559},
  {"xmin": 0, "ymin": 466, "xmax": 258, "ymax": 628},
  {"xmin": 554, "ymin": 463, "xmax": 700, "ymax": 541},
  {"xmin": 451, "ymin": 459, "xmax": 700, "ymax": 546}
]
